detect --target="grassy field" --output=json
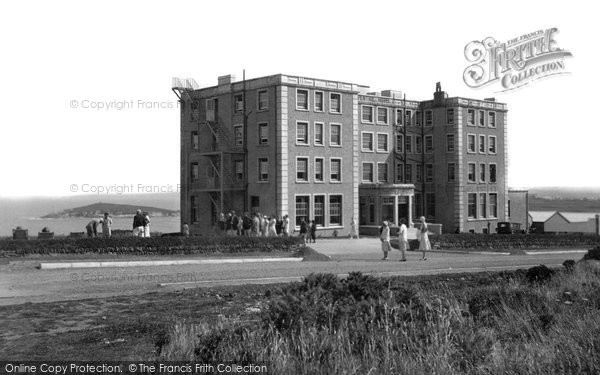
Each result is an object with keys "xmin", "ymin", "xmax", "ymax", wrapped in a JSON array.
[{"xmin": 2, "ymin": 263, "xmax": 600, "ymax": 374}]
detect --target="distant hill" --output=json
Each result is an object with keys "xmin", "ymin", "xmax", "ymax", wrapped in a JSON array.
[
  {"xmin": 529, "ymin": 196, "xmax": 600, "ymax": 213},
  {"xmin": 42, "ymin": 202, "xmax": 179, "ymax": 219},
  {"xmin": 528, "ymin": 187, "xmax": 600, "ymax": 200}
]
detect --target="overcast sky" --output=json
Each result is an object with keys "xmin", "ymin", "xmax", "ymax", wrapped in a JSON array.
[{"xmin": 0, "ymin": 0, "xmax": 598, "ymax": 197}]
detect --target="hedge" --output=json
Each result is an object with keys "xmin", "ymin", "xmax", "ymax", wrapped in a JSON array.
[
  {"xmin": 426, "ymin": 233, "xmax": 600, "ymax": 251},
  {"xmin": 0, "ymin": 236, "xmax": 305, "ymax": 257}
]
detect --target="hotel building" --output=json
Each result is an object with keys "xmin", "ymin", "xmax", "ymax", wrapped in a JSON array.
[{"xmin": 173, "ymin": 73, "xmax": 508, "ymax": 235}]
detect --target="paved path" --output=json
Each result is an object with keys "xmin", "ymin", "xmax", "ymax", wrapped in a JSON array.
[{"xmin": 0, "ymin": 239, "xmax": 587, "ymax": 306}]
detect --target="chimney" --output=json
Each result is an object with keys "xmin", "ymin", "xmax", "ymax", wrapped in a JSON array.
[
  {"xmin": 218, "ymin": 74, "xmax": 236, "ymax": 85},
  {"xmin": 433, "ymin": 82, "xmax": 447, "ymax": 106}
]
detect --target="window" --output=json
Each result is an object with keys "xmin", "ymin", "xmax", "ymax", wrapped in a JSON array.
[
  {"xmin": 329, "ymin": 195, "xmax": 342, "ymax": 225},
  {"xmin": 315, "ymin": 158, "xmax": 324, "ymax": 182},
  {"xmin": 489, "ymin": 193, "xmax": 498, "ymax": 218},
  {"xmin": 490, "ymin": 164, "xmax": 497, "ymax": 183},
  {"xmin": 314, "ymin": 122, "xmax": 324, "ymax": 146},
  {"xmin": 479, "ymin": 163, "xmax": 486, "ymax": 182},
  {"xmin": 425, "ymin": 164, "xmax": 433, "ymax": 182},
  {"xmin": 314, "ymin": 195, "xmax": 325, "ymax": 226},
  {"xmin": 362, "ymin": 163, "xmax": 373, "ymax": 182},
  {"xmin": 191, "ymin": 196, "xmax": 198, "ymax": 224},
  {"xmin": 414, "ymin": 193, "xmax": 423, "ymax": 218},
  {"xmin": 396, "ymin": 163, "xmax": 404, "ymax": 183},
  {"xmin": 415, "ymin": 135, "xmax": 423, "ymax": 154},
  {"xmin": 467, "ymin": 134, "xmax": 476, "ymax": 153},
  {"xmin": 468, "ymin": 193, "xmax": 477, "ymax": 218},
  {"xmin": 479, "ymin": 135, "xmax": 486, "ymax": 153},
  {"xmin": 381, "ymin": 196, "xmax": 394, "ymax": 222},
  {"xmin": 448, "ymin": 163, "xmax": 456, "ymax": 182},
  {"xmin": 416, "ymin": 163, "xmax": 423, "ymax": 182},
  {"xmin": 425, "ymin": 135, "xmax": 433, "ymax": 153},
  {"xmin": 314, "ymin": 91, "xmax": 324, "ymax": 112},
  {"xmin": 191, "ymin": 131, "xmax": 199, "ymax": 150},
  {"xmin": 489, "ymin": 112, "xmax": 496, "ymax": 127},
  {"xmin": 446, "ymin": 134, "xmax": 455, "ymax": 152},
  {"xmin": 395, "ymin": 134, "xmax": 404, "ymax": 153},
  {"xmin": 479, "ymin": 110, "xmax": 485, "ymax": 126},
  {"xmin": 296, "ymin": 89, "xmax": 309, "ymax": 110},
  {"xmin": 361, "ymin": 132, "xmax": 374, "ymax": 152},
  {"xmin": 234, "ymin": 94, "xmax": 243, "ymax": 112},
  {"xmin": 295, "ymin": 196, "xmax": 310, "ymax": 226},
  {"xmin": 468, "ymin": 163, "xmax": 476, "ymax": 182},
  {"xmin": 396, "ymin": 109, "xmax": 403, "ymax": 125},
  {"xmin": 362, "ymin": 105, "xmax": 374, "ymax": 123},
  {"xmin": 377, "ymin": 163, "xmax": 388, "ymax": 183},
  {"xmin": 405, "ymin": 110, "xmax": 412, "ymax": 125},
  {"xmin": 480, "ymin": 193, "xmax": 487, "ymax": 218},
  {"xmin": 258, "ymin": 123, "xmax": 269, "ymax": 145},
  {"xmin": 258, "ymin": 158, "xmax": 268, "ymax": 182},
  {"xmin": 330, "ymin": 124, "xmax": 341, "ymax": 146},
  {"xmin": 296, "ymin": 157, "xmax": 308, "ymax": 182},
  {"xmin": 330, "ymin": 158, "xmax": 341, "ymax": 182},
  {"xmin": 415, "ymin": 110, "xmax": 422, "ymax": 126},
  {"xmin": 257, "ymin": 90, "xmax": 268, "ymax": 111},
  {"xmin": 447, "ymin": 108, "xmax": 455, "ymax": 125},
  {"xmin": 190, "ymin": 100, "xmax": 199, "ymax": 121},
  {"xmin": 377, "ymin": 107, "xmax": 389, "ymax": 124},
  {"xmin": 425, "ymin": 110, "xmax": 433, "ymax": 126},
  {"xmin": 296, "ymin": 122, "xmax": 309, "ymax": 145},
  {"xmin": 426, "ymin": 193, "xmax": 435, "ymax": 218},
  {"xmin": 377, "ymin": 133, "xmax": 389, "ymax": 152},
  {"xmin": 191, "ymin": 162, "xmax": 199, "ymax": 182},
  {"xmin": 206, "ymin": 98, "xmax": 217, "ymax": 121},
  {"xmin": 489, "ymin": 136, "xmax": 497, "ymax": 154},
  {"xmin": 234, "ymin": 125, "xmax": 243, "ymax": 147},
  {"xmin": 405, "ymin": 164, "xmax": 413, "ymax": 183},
  {"xmin": 235, "ymin": 160, "xmax": 244, "ymax": 182},
  {"xmin": 330, "ymin": 93, "xmax": 341, "ymax": 113},
  {"xmin": 467, "ymin": 109, "xmax": 475, "ymax": 126},
  {"xmin": 405, "ymin": 135, "xmax": 413, "ymax": 153}
]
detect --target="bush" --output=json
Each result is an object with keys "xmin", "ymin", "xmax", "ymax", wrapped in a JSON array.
[
  {"xmin": 0, "ymin": 236, "xmax": 304, "ymax": 257},
  {"xmin": 430, "ymin": 233, "xmax": 600, "ymax": 251}
]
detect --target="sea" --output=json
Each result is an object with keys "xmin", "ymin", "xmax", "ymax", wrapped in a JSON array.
[{"xmin": 0, "ymin": 194, "xmax": 182, "ymax": 237}]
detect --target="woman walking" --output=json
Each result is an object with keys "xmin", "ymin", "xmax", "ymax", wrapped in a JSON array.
[
  {"xmin": 418, "ymin": 216, "xmax": 431, "ymax": 260},
  {"xmin": 380, "ymin": 221, "xmax": 391, "ymax": 260}
]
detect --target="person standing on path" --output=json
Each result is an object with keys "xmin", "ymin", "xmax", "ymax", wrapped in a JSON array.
[
  {"xmin": 299, "ymin": 218, "xmax": 308, "ymax": 245},
  {"xmin": 282, "ymin": 215, "xmax": 290, "ymax": 237},
  {"xmin": 182, "ymin": 222, "xmax": 190, "ymax": 236},
  {"xmin": 349, "ymin": 217, "xmax": 359, "ymax": 239},
  {"xmin": 268, "ymin": 216, "xmax": 278, "ymax": 237},
  {"xmin": 380, "ymin": 221, "xmax": 391, "ymax": 260},
  {"xmin": 418, "ymin": 216, "xmax": 431, "ymax": 260},
  {"xmin": 143, "ymin": 212, "xmax": 151, "ymax": 237},
  {"xmin": 132, "ymin": 209, "xmax": 145, "ymax": 237},
  {"xmin": 101, "ymin": 212, "xmax": 112, "ymax": 238},
  {"xmin": 309, "ymin": 220, "xmax": 317, "ymax": 243},
  {"xmin": 398, "ymin": 218, "xmax": 408, "ymax": 262},
  {"xmin": 86, "ymin": 219, "xmax": 101, "ymax": 238}
]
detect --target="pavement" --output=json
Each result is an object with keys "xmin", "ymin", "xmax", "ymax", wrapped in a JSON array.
[{"xmin": 0, "ymin": 238, "xmax": 589, "ymax": 306}]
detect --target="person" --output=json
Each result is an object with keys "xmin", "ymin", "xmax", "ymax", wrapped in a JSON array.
[
  {"xmin": 380, "ymin": 221, "xmax": 391, "ymax": 260},
  {"xmin": 260, "ymin": 215, "xmax": 268, "ymax": 237},
  {"xmin": 309, "ymin": 220, "xmax": 317, "ymax": 243},
  {"xmin": 268, "ymin": 216, "xmax": 277, "ymax": 237},
  {"xmin": 225, "ymin": 213, "xmax": 233, "ymax": 236},
  {"xmin": 242, "ymin": 212, "xmax": 252, "ymax": 236},
  {"xmin": 398, "ymin": 218, "xmax": 408, "ymax": 262},
  {"xmin": 299, "ymin": 218, "xmax": 308, "ymax": 245},
  {"xmin": 231, "ymin": 211, "xmax": 240, "ymax": 236},
  {"xmin": 217, "ymin": 213, "xmax": 226, "ymax": 233},
  {"xmin": 418, "ymin": 216, "xmax": 431, "ymax": 260},
  {"xmin": 275, "ymin": 216, "xmax": 283, "ymax": 236},
  {"xmin": 252, "ymin": 213, "xmax": 260, "ymax": 237},
  {"xmin": 102, "ymin": 212, "xmax": 112, "ymax": 238},
  {"xmin": 182, "ymin": 222, "xmax": 190, "ymax": 236},
  {"xmin": 349, "ymin": 217, "xmax": 359, "ymax": 239},
  {"xmin": 133, "ymin": 209, "xmax": 145, "ymax": 237},
  {"xmin": 281, "ymin": 215, "xmax": 289, "ymax": 237},
  {"xmin": 143, "ymin": 211, "xmax": 151, "ymax": 237},
  {"xmin": 86, "ymin": 218, "xmax": 101, "ymax": 238}
]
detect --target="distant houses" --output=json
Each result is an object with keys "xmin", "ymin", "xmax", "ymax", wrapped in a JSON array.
[{"xmin": 529, "ymin": 211, "xmax": 600, "ymax": 234}]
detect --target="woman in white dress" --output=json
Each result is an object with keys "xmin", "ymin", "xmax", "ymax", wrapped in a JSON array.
[
  {"xmin": 418, "ymin": 216, "xmax": 430, "ymax": 260},
  {"xmin": 349, "ymin": 217, "xmax": 359, "ymax": 239},
  {"xmin": 143, "ymin": 212, "xmax": 151, "ymax": 238},
  {"xmin": 282, "ymin": 215, "xmax": 290, "ymax": 237},
  {"xmin": 268, "ymin": 216, "xmax": 278, "ymax": 237}
]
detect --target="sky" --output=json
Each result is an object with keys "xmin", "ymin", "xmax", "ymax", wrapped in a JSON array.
[{"xmin": 0, "ymin": 0, "xmax": 598, "ymax": 197}]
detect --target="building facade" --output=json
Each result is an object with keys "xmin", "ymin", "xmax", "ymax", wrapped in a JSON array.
[{"xmin": 174, "ymin": 74, "xmax": 508, "ymax": 235}]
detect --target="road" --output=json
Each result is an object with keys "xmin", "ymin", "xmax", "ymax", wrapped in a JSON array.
[{"xmin": 0, "ymin": 238, "xmax": 586, "ymax": 306}]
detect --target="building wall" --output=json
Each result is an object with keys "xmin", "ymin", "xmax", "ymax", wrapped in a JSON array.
[{"xmin": 508, "ymin": 190, "xmax": 529, "ymax": 231}]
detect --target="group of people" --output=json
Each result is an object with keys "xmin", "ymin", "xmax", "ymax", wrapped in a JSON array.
[
  {"xmin": 216, "ymin": 211, "xmax": 292, "ymax": 237},
  {"xmin": 132, "ymin": 209, "xmax": 151, "ymax": 237},
  {"xmin": 85, "ymin": 212, "xmax": 113, "ymax": 238},
  {"xmin": 379, "ymin": 216, "xmax": 431, "ymax": 261}
]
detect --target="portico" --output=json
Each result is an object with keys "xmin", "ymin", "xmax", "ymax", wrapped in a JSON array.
[{"xmin": 359, "ymin": 184, "xmax": 415, "ymax": 229}]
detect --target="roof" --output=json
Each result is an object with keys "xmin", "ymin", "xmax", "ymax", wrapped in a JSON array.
[
  {"xmin": 528, "ymin": 211, "xmax": 556, "ymax": 222},
  {"xmin": 557, "ymin": 212, "xmax": 600, "ymax": 223}
]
